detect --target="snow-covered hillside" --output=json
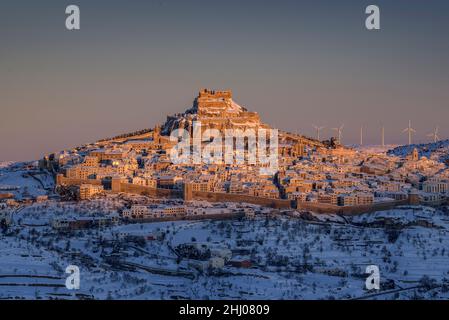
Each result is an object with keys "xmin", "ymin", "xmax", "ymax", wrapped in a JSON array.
[
  {"xmin": 0, "ymin": 162, "xmax": 14, "ymax": 169},
  {"xmin": 388, "ymin": 139, "xmax": 449, "ymax": 164},
  {"xmin": 2, "ymin": 202, "xmax": 449, "ymax": 300},
  {"xmin": 0, "ymin": 163, "xmax": 54, "ymax": 199}
]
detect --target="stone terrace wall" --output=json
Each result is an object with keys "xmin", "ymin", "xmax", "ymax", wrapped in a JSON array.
[
  {"xmin": 125, "ymin": 212, "xmax": 244, "ymax": 224},
  {"xmin": 57, "ymin": 175, "xmax": 181, "ymax": 198},
  {"xmin": 297, "ymin": 199, "xmax": 410, "ymax": 216},
  {"xmin": 118, "ymin": 183, "xmax": 182, "ymax": 198},
  {"xmin": 192, "ymin": 191, "xmax": 292, "ymax": 209},
  {"xmin": 57, "ymin": 174, "xmax": 418, "ymax": 215},
  {"xmin": 56, "ymin": 175, "xmax": 103, "ymax": 186}
]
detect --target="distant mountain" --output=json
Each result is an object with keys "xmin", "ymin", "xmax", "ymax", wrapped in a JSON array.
[
  {"xmin": 0, "ymin": 161, "xmax": 14, "ymax": 169},
  {"xmin": 388, "ymin": 139, "xmax": 449, "ymax": 164}
]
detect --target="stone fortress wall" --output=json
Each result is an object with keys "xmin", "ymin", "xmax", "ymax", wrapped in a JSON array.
[
  {"xmin": 57, "ymin": 175, "xmax": 421, "ymax": 215},
  {"xmin": 296, "ymin": 199, "xmax": 411, "ymax": 216}
]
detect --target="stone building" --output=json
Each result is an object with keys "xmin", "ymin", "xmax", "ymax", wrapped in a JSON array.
[{"xmin": 79, "ymin": 184, "xmax": 104, "ymax": 200}]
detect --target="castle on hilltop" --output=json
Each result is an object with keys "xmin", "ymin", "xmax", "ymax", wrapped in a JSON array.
[
  {"xmin": 194, "ymin": 88, "xmax": 238, "ymax": 116},
  {"xmin": 162, "ymin": 88, "xmax": 267, "ymax": 135},
  {"xmin": 197, "ymin": 88, "xmax": 232, "ymax": 100}
]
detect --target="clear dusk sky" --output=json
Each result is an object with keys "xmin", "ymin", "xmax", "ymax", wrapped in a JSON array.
[{"xmin": 1, "ymin": 0, "xmax": 449, "ymax": 161}]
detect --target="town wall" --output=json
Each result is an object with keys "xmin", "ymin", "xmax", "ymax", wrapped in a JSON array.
[
  {"xmin": 118, "ymin": 183, "xmax": 182, "ymax": 198},
  {"xmin": 57, "ymin": 174, "xmax": 437, "ymax": 215},
  {"xmin": 56, "ymin": 175, "xmax": 103, "ymax": 186},
  {"xmin": 297, "ymin": 199, "xmax": 410, "ymax": 216},
  {"xmin": 192, "ymin": 191, "xmax": 292, "ymax": 209}
]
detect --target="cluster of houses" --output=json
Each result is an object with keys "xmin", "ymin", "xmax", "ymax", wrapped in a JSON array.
[
  {"xmin": 121, "ymin": 205, "xmax": 186, "ymax": 219},
  {"xmin": 46, "ymin": 134, "xmax": 449, "ymax": 209},
  {"xmin": 120, "ymin": 202, "xmax": 256, "ymax": 220},
  {"xmin": 51, "ymin": 134, "xmax": 284, "ymax": 200},
  {"xmin": 0, "ymin": 193, "xmax": 50, "ymax": 207},
  {"xmin": 279, "ymin": 147, "xmax": 449, "ymax": 207},
  {"xmin": 39, "ymin": 90, "xmax": 449, "ymax": 211}
]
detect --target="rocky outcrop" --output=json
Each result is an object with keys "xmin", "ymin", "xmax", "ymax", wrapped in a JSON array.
[{"xmin": 161, "ymin": 89, "xmax": 269, "ymax": 136}]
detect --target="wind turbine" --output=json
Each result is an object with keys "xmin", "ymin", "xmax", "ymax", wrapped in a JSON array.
[
  {"xmin": 427, "ymin": 126, "xmax": 439, "ymax": 143},
  {"xmin": 332, "ymin": 124, "xmax": 344, "ymax": 145},
  {"xmin": 312, "ymin": 125, "xmax": 325, "ymax": 141},
  {"xmin": 402, "ymin": 120, "xmax": 416, "ymax": 145},
  {"xmin": 381, "ymin": 126, "xmax": 385, "ymax": 147},
  {"xmin": 360, "ymin": 126, "xmax": 364, "ymax": 146}
]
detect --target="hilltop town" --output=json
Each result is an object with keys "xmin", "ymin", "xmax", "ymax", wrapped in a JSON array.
[
  {"xmin": 35, "ymin": 89, "xmax": 449, "ymax": 217},
  {"xmin": 1, "ymin": 89, "xmax": 449, "ymax": 299}
]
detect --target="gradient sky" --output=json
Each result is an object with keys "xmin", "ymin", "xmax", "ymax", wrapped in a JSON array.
[{"xmin": 1, "ymin": 0, "xmax": 449, "ymax": 161}]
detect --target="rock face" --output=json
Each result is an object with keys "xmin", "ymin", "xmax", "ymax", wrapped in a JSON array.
[{"xmin": 162, "ymin": 89, "xmax": 269, "ymax": 135}]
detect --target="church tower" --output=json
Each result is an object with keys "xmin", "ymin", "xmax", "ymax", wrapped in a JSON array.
[
  {"xmin": 412, "ymin": 148, "xmax": 419, "ymax": 161},
  {"xmin": 154, "ymin": 125, "xmax": 161, "ymax": 144},
  {"xmin": 183, "ymin": 183, "xmax": 193, "ymax": 201}
]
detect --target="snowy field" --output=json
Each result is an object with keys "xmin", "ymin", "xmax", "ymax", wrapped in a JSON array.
[
  {"xmin": 0, "ymin": 162, "xmax": 53, "ymax": 200},
  {"xmin": 0, "ymin": 162, "xmax": 14, "ymax": 169},
  {"xmin": 1, "ymin": 203, "xmax": 449, "ymax": 299}
]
